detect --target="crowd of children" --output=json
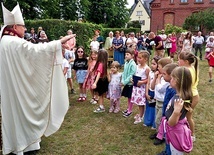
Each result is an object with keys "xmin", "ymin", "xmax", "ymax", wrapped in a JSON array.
[{"xmin": 58, "ymin": 29, "xmax": 206, "ymax": 155}]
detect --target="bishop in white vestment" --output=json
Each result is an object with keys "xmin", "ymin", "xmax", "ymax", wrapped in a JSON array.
[{"xmin": 0, "ymin": 3, "xmax": 74, "ymax": 155}]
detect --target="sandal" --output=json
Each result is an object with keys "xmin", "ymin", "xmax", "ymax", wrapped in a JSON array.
[
  {"xmin": 91, "ymin": 99, "xmax": 98, "ymax": 105},
  {"xmin": 77, "ymin": 97, "xmax": 82, "ymax": 102},
  {"xmin": 114, "ymin": 108, "xmax": 120, "ymax": 113},
  {"xmin": 82, "ymin": 97, "xmax": 86, "ymax": 101}
]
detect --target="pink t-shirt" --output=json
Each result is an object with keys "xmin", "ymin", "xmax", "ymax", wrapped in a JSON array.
[{"xmin": 95, "ymin": 63, "xmax": 104, "ymax": 77}]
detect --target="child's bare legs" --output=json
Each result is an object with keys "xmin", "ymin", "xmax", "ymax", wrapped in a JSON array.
[
  {"xmin": 78, "ymin": 84, "xmax": 86, "ymax": 100},
  {"xmin": 139, "ymin": 105, "xmax": 145, "ymax": 118},
  {"xmin": 79, "ymin": 83, "xmax": 83, "ymax": 96},
  {"xmin": 82, "ymin": 87, "xmax": 87, "ymax": 100},
  {"xmin": 113, "ymin": 99, "xmax": 120, "ymax": 113},
  {"xmin": 98, "ymin": 94, "xmax": 105, "ymax": 107},
  {"xmin": 67, "ymin": 78, "xmax": 72, "ymax": 90},
  {"xmin": 109, "ymin": 99, "xmax": 114, "ymax": 113},
  {"xmin": 134, "ymin": 105, "xmax": 145, "ymax": 124},
  {"xmin": 186, "ymin": 94, "xmax": 199, "ymax": 139},
  {"xmin": 209, "ymin": 67, "xmax": 213, "ymax": 82}
]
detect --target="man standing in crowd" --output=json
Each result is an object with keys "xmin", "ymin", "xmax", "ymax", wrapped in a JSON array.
[
  {"xmin": 159, "ymin": 29, "xmax": 167, "ymax": 49},
  {"xmin": 194, "ymin": 31, "xmax": 204, "ymax": 60},
  {"xmin": 149, "ymin": 32, "xmax": 164, "ymax": 57},
  {"xmin": 0, "ymin": 3, "xmax": 75, "ymax": 155}
]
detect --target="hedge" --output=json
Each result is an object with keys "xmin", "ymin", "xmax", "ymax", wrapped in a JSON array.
[{"xmin": 25, "ymin": 19, "xmax": 140, "ymax": 54}]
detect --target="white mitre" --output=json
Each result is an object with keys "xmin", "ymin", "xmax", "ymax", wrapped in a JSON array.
[
  {"xmin": 1, "ymin": 3, "xmax": 24, "ymax": 26},
  {"xmin": 0, "ymin": 3, "xmax": 25, "ymax": 40}
]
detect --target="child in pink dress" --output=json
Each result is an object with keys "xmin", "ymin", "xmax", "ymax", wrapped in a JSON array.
[
  {"xmin": 131, "ymin": 51, "xmax": 150, "ymax": 124},
  {"xmin": 83, "ymin": 50, "xmax": 98, "ymax": 104},
  {"xmin": 107, "ymin": 61, "xmax": 122, "ymax": 113}
]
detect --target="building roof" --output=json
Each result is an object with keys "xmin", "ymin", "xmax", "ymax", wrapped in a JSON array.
[{"xmin": 130, "ymin": 0, "xmax": 152, "ymax": 16}]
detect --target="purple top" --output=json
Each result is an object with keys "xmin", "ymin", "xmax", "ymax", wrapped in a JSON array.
[{"xmin": 154, "ymin": 36, "xmax": 164, "ymax": 50}]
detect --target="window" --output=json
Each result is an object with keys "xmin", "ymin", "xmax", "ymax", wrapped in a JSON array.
[
  {"xmin": 181, "ymin": 0, "xmax": 187, "ymax": 2},
  {"xmin": 195, "ymin": 0, "xmax": 202, "ymax": 2},
  {"xmin": 170, "ymin": 0, "xmax": 174, "ymax": 3},
  {"xmin": 136, "ymin": 11, "xmax": 142, "ymax": 16}
]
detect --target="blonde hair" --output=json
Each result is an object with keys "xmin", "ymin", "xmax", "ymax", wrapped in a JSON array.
[
  {"xmin": 171, "ymin": 66, "xmax": 193, "ymax": 112},
  {"xmin": 158, "ymin": 57, "xmax": 173, "ymax": 68},
  {"xmin": 110, "ymin": 61, "xmax": 120, "ymax": 69},
  {"xmin": 163, "ymin": 63, "xmax": 178, "ymax": 75}
]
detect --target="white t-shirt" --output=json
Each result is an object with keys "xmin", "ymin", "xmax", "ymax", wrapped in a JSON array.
[
  {"xmin": 62, "ymin": 58, "xmax": 69, "ymax": 79},
  {"xmin": 194, "ymin": 36, "xmax": 204, "ymax": 44},
  {"xmin": 90, "ymin": 41, "xmax": 100, "ymax": 51}
]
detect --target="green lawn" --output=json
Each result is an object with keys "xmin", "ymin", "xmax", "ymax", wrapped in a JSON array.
[{"xmin": 38, "ymin": 58, "xmax": 214, "ymax": 155}]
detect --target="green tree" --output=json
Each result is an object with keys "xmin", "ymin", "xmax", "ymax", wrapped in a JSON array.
[
  {"xmin": 87, "ymin": 0, "xmax": 129, "ymax": 28},
  {"xmin": 183, "ymin": 8, "xmax": 214, "ymax": 32}
]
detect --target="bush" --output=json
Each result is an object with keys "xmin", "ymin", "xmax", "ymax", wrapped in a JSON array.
[{"xmin": 25, "ymin": 19, "xmax": 140, "ymax": 55}]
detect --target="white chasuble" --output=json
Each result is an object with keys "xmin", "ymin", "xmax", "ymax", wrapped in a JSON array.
[{"xmin": 0, "ymin": 35, "xmax": 69, "ymax": 154}]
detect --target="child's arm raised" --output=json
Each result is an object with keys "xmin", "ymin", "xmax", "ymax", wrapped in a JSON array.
[
  {"xmin": 168, "ymin": 98, "xmax": 183, "ymax": 126},
  {"xmin": 150, "ymin": 70, "xmax": 159, "ymax": 90}
]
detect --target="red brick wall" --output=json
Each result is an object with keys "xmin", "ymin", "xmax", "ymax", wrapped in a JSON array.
[{"xmin": 150, "ymin": 0, "xmax": 214, "ymax": 32}]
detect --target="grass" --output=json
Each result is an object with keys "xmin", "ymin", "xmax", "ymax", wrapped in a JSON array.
[{"xmin": 37, "ymin": 57, "xmax": 214, "ymax": 155}]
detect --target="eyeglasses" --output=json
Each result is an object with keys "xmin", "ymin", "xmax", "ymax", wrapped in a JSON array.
[
  {"xmin": 77, "ymin": 50, "xmax": 84, "ymax": 53},
  {"xmin": 17, "ymin": 24, "xmax": 26, "ymax": 28}
]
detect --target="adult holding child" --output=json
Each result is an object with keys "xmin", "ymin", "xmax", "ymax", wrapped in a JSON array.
[{"xmin": 0, "ymin": 3, "xmax": 75, "ymax": 155}]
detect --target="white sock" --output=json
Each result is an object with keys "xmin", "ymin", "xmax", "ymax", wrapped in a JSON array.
[
  {"xmin": 100, "ymin": 105, "xmax": 104, "ymax": 109},
  {"xmin": 80, "ymin": 93, "xmax": 83, "ymax": 97}
]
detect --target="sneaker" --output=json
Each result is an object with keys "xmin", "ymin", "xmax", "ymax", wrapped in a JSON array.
[
  {"xmin": 191, "ymin": 136, "xmax": 196, "ymax": 142},
  {"xmin": 151, "ymin": 127, "xmax": 156, "ymax": 130},
  {"xmin": 157, "ymin": 151, "xmax": 167, "ymax": 155},
  {"xmin": 123, "ymin": 112, "xmax": 132, "ymax": 118},
  {"xmin": 149, "ymin": 133, "xmax": 157, "ymax": 139},
  {"xmin": 94, "ymin": 107, "xmax": 105, "ymax": 113},
  {"xmin": 153, "ymin": 138, "xmax": 165, "ymax": 145},
  {"xmin": 209, "ymin": 79, "xmax": 212, "ymax": 83},
  {"xmin": 71, "ymin": 89, "xmax": 76, "ymax": 94},
  {"xmin": 122, "ymin": 109, "xmax": 128, "ymax": 114},
  {"xmin": 134, "ymin": 117, "xmax": 143, "ymax": 124}
]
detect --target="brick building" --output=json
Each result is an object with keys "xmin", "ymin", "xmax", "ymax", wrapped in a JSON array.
[{"xmin": 150, "ymin": 0, "xmax": 214, "ymax": 33}]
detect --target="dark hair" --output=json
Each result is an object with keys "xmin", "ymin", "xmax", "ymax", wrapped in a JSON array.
[
  {"xmin": 93, "ymin": 49, "xmax": 108, "ymax": 77},
  {"xmin": 171, "ymin": 66, "xmax": 193, "ymax": 112},
  {"xmin": 75, "ymin": 46, "xmax": 86, "ymax": 59},
  {"xmin": 125, "ymin": 48, "xmax": 135, "ymax": 55},
  {"xmin": 184, "ymin": 31, "xmax": 192, "ymax": 45},
  {"xmin": 152, "ymin": 56, "xmax": 161, "ymax": 64},
  {"xmin": 178, "ymin": 51, "xmax": 198, "ymax": 84}
]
